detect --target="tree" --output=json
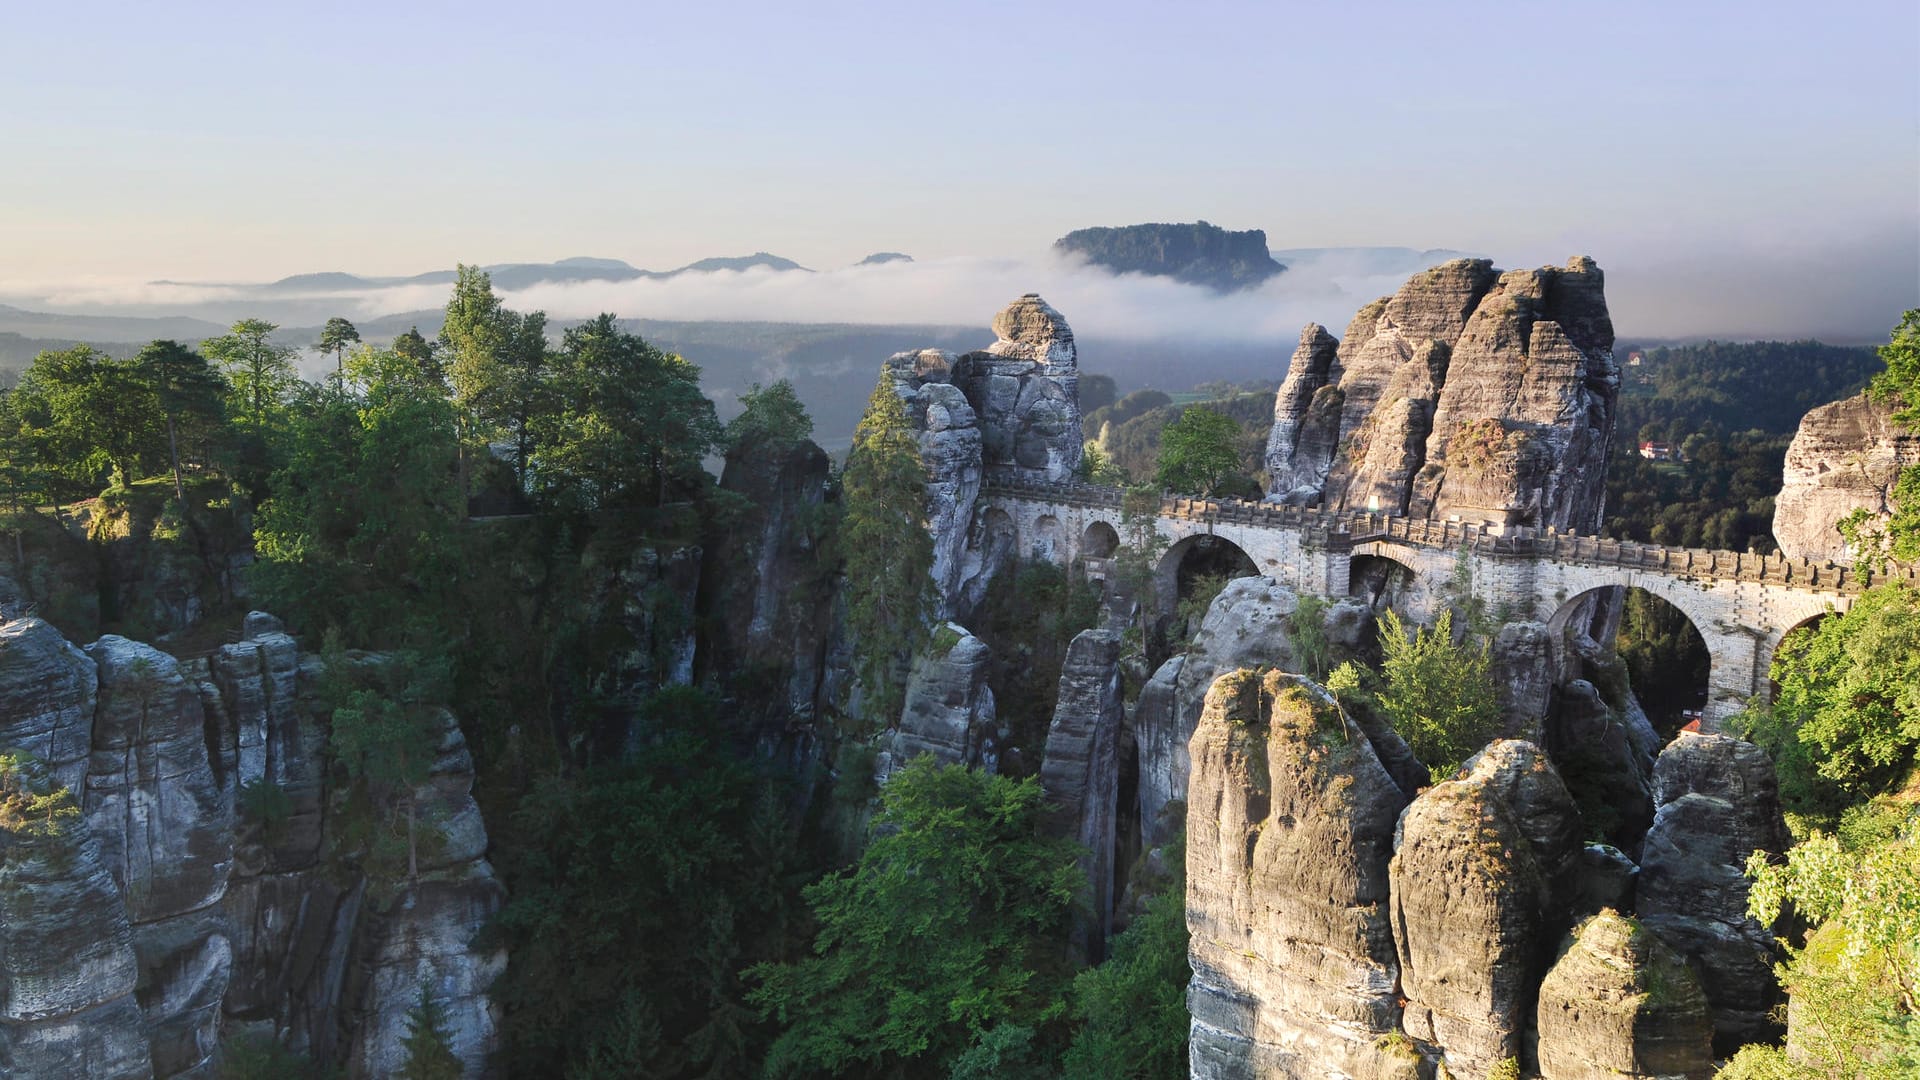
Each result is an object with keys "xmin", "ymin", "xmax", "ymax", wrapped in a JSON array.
[
  {"xmin": 202, "ymin": 319, "xmax": 297, "ymax": 436},
  {"xmin": 324, "ymin": 646, "xmax": 450, "ymax": 886},
  {"xmin": 1368, "ymin": 609, "xmax": 1502, "ymax": 771},
  {"xmin": 134, "ymin": 340, "xmax": 227, "ymax": 499},
  {"xmin": 316, "ymin": 316, "xmax": 362, "ymax": 374},
  {"xmin": 392, "ymin": 325, "xmax": 447, "ymax": 390},
  {"xmin": 726, "ymin": 379, "xmax": 814, "ymax": 453},
  {"xmin": 1061, "ymin": 835, "xmax": 1190, "ymax": 1079},
  {"xmin": 7, "ymin": 345, "xmax": 161, "ymax": 492},
  {"xmin": 399, "ymin": 985, "xmax": 464, "ymax": 1080},
  {"xmin": 1841, "ymin": 311, "xmax": 1920, "ymax": 566},
  {"xmin": 441, "ymin": 265, "xmax": 551, "ymax": 488},
  {"xmin": 1154, "ymin": 405, "xmax": 1244, "ymax": 496},
  {"xmin": 839, "ymin": 374, "xmax": 936, "ymax": 728},
  {"xmin": 748, "ymin": 758, "xmax": 1081, "ymax": 1078},
  {"xmin": 531, "ymin": 314, "xmax": 722, "ymax": 511}
]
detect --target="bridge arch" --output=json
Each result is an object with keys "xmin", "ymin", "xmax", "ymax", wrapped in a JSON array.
[
  {"xmin": 1029, "ymin": 514, "xmax": 1065, "ymax": 561},
  {"xmin": 1348, "ymin": 551, "xmax": 1418, "ymax": 612},
  {"xmin": 1081, "ymin": 520, "xmax": 1120, "ymax": 559},
  {"xmin": 1548, "ymin": 584, "xmax": 1711, "ymax": 733},
  {"xmin": 1155, "ymin": 533, "xmax": 1259, "ymax": 618}
]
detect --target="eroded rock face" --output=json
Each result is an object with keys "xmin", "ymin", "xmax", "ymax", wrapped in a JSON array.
[
  {"xmin": 1390, "ymin": 740, "xmax": 1582, "ymax": 1078},
  {"xmin": 1535, "ymin": 910, "xmax": 1715, "ymax": 1080},
  {"xmin": 84, "ymin": 636, "xmax": 235, "ymax": 1077},
  {"xmin": 877, "ymin": 623, "xmax": 997, "ymax": 778},
  {"xmin": 1264, "ymin": 257, "xmax": 1618, "ymax": 533},
  {"xmin": 1637, "ymin": 734, "xmax": 1790, "ymax": 1052},
  {"xmin": 1038, "ymin": 629, "xmax": 1125, "ymax": 958},
  {"xmin": 0, "ymin": 616, "xmax": 96, "ymax": 793},
  {"xmin": 1773, "ymin": 391, "xmax": 1920, "ymax": 564},
  {"xmin": 1186, "ymin": 669, "xmax": 1416, "ymax": 1080},
  {"xmin": 0, "ymin": 756, "xmax": 152, "ymax": 1079}
]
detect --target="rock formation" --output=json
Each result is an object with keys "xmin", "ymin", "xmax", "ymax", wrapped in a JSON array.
[
  {"xmin": 1636, "ymin": 733, "xmax": 1790, "ymax": 1052},
  {"xmin": 1053, "ymin": 221, "xmax": 1286, "ymax": 292},
  {"xmin": 1264, "ymin": 257, "xmax": 1619, "ymax": 533},
  {"xmin": 876, "ymin": 623, "xmax": 997, "ymax": 778},
  {"xmin": 885, "ymin": 295, "xmax": 1083, "ymax": 617},
  {"xmin": 1038, "ymin": 629, "xmax": 1125, "ymax": 958},
  {"xmin": 1772, "ymin": 390, "xmax": 1920, "ymax": 564},
  {"xmin": 1185, "ymin": 669, "xmax": 1415, "ymax": 1080},
  {"xmin": 1390, "ymin": 740, "xmax": 1583, "ymax": 1078},
  {"xmin": 0, "ymin": 612, "xmax": 504, "ymax": 1078},
  {"xmin": 1534, "ymin": 910, "xmax": 1715, "ymax": 1080}
]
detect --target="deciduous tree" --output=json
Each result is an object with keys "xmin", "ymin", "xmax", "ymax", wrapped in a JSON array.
[
  {"xmin": 1154, "ymin": 405, "xmax": 1244, "ymax": 496},
  {"xmin": 839, "ymin": 374, "xmax": 935, "ymax": 727}
]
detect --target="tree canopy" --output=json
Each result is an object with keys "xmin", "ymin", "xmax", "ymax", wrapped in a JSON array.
[{"xmin": 1154, "ymin": 405, "xmax": 1252, "ymax": 497}]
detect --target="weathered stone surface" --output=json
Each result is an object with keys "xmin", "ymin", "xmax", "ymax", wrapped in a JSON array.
[
  {"xmin": 1569, "ymin": 844, "xmax": 1640, "ymax": 919},
  {"xmin": 0, "ymin": 616, "xmax": 97, "ymax": 793},
  {"xmin": 1187, "ymin": 669, "xmax": 1417, "ymax": 1080},
  {"xmin": 0, "ymin": 755, "xmax": 152, "ymax": 1079},
  {"xmin": 1039, "ymin": 629, "xmax": 1125, "ymax": 958},
  {"xmin": 85, "ymin": 636, "xmax": 234, "ymax": 1077},
  {"xmin": 1546, "ymin": 679, "xmax": 1655, "ymax": 852},
  {"xmin": 1265, "ymin": 256, "xmax": 1618, "ymax": 533},
  {"xmin": 1490, "ymin": 620, "xmax": 1556, "ymax": 738},
  {"xmin": 1391, "ymin": 740, "xmax": 1581, "ymax": 1077},
  {"xmin": 1131, "ymin": 577, "xmax": 1300, "ymax": 850},
  {"xmin": 1773, "ymin": 391, "xmax": 1920, "ymax": 564},
  {"xmin": 1535, "ymin": 910, "xmax": 1715, "ymax": 1080},
  {"xmin": 877, "ymin": 624, "xmax": 997, "ymax": 779},
  {"xmin": 1637, "ymin": 734, "xmax": 1789, "ymax": 1051}
]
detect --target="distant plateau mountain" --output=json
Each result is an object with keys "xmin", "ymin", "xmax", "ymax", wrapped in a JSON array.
[{"xmin": 1054, "ymin": 220, "xmax": 1286, "ymax": 292}]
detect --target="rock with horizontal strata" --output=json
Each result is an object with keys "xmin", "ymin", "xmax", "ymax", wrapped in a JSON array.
[
  {"xmin": 0, "ymin": 616, "xmax": 97, "ymax": 794},
  {"xmin": 1187, "ymin": 668, "xmax": 1416, "ymax": 1080},
  {"xmin": 1772, "ymin": 390, "xmax": 1920, "ymax": 565},
  {"xmin": 1535, "ymin": 909, "xmax": 1715, "ymax": 1080},
  {"xmin": 1039, "ymin": 628, "xmax": 1125, "ymax": 959}
]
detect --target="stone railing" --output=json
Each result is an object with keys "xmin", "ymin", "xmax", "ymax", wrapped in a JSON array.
[{"xmin": 979, "ymin": 472, "xmax": 1915, "ymax": 597}]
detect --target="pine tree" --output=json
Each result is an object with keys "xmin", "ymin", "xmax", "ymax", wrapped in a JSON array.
[
  {"xmin": 839, "ymin": 374, "xmax": 935, "ymax": 729},
  {"xmin": 399, "ymin": 984, "xmax": 463, "ymax": 1080}
]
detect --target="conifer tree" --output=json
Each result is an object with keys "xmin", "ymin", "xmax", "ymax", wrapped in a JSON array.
[
  {"xmin": 839, "ymin": 374, "xmax": 934, "ymax": 729},
  {"xmin": 399, "ymin": 984, "xmax": 463, "ymax": 1080}
]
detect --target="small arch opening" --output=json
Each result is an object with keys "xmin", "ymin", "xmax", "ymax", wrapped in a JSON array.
[
  {"xmin": 1082, "ymin": 520, "xmax": 1120, "ymax": 559},
  {"xmin": 1550, "ymin": 585, "xmax": 1709, "ymax": 736},
  {"xmin": 1029, "ymin": 515, "xmax": 1065, "ymax": 561},
  {"xmin": 1347, "ymin": 552, "xmax": 1417, "ymax": 613}
]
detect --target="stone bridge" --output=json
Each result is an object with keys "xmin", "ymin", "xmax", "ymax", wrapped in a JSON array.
[{"xmin": 980, "ymin": 476, "xmax": 1920, "ymax": 728}]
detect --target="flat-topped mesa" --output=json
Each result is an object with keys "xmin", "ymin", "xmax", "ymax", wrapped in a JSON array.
[{"xmin": 1266, "ymin": 256, "xmax": 1619, "ymax": 532}]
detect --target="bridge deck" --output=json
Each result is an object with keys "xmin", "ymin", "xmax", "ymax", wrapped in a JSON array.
[{"xmin": 983, "ymin": 476, "xmax": 1917, "ymax": 598}]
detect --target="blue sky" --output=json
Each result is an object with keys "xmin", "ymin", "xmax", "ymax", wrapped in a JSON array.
[{"xmin": 3, "ymin": 1, "xmax": 1915, "ymax": 336}]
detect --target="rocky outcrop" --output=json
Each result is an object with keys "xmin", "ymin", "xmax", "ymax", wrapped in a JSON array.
[
  {"xmin": 1772, "ymin": 390, "xmax": 1920, "ymax": 564},
  {"xmin": 1186, "ymin": 669, "xmax": 1415, "ymax": 1080},
  {"xmin": 877, "ymin": 623, "xmax": 998, "ymax": 778},
  {"xmin": 1545, "ymin": 679, "xmax": 1655, "ymax": 852},
  {"xmin": 0, "ymin": 613, "xmax": 504, "ymax": 1077},
  {"xmin": 0, "ymin": 755, "xmax": 153, "ymax": 1079},
  {"xmin": 1039, "ymin": 629, "xmax": 1125, "ymax": 958},
  {"xmin": 1390, "ymin": 740, "xmax": 1582, "ymax": 1078},
  {"xmin": 1264, "ymin": 257, "xmax": 1618, "ymax": 533},
  {"xmin": 85, "ymin": 636, "xmax": 235, "ymax": 1077},
  {"xmin": 1535, "ymin": 910, "xmax": 1715, "ymax": 1080},
  {"xmin": 698, "ymin": 433, "xmax": 839, "ymax": 743},
  {"xmin": 1636, "ymin": 733, "xmax": 1790, "ymax": 1052}
]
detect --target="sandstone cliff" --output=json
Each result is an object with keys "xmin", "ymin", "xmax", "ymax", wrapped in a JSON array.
[
  {"xmin": 0, "ymin": 612, "xmax": 504, "ymax": 1078},
  {"xmin": 1772, "ymin": 390, "xmax": 1920, "ymax": 564},
  {"xmin": 1265, "ymin": 257, "xmax": 1619, "ymax": 532}
]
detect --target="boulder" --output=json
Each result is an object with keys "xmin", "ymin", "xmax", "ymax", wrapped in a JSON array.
[
  {"xmin": 1186, "ymin": 669, "xmax": 1417, "ymax": 1080},
  {"xmin": 1390, "ymin": 740, "xmax": 1582, "ymax": 1077},
  {"xmin": 878, "ymin": 624, "xmax": 997, "ymax": 778},
  {"xmin": 1535, "ymin": 910, "xmax": 1715, "ymax": 1080},
  {"xmin": 1773, "ymin": 391, "xmax": 1920, "ymax": 564},
  {"xmin": 1038, "ymin": 629, "xmax": 1125, "ymax": 958},
  {"xmin": 1636, "ymin": 734, "xmax": 1790, "ymax": 1052}
]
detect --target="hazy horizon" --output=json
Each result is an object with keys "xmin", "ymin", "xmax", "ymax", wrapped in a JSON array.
[{"xmin": 4, "ymin": 2, "xmax": 1916, "ymax": 343}]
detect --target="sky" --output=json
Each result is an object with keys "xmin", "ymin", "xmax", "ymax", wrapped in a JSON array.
[{"xmin": 3, "ymin": 0, "xmax": 1917, "ymax": 340}]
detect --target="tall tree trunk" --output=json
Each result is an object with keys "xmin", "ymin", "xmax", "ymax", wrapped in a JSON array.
[
  {"xmin": 167, "ymin": 414, "xmax": 184, "ymax": 500},
  {"xmin": 407, "ymin": 791, "xmax": 418, "ymax": 883}
]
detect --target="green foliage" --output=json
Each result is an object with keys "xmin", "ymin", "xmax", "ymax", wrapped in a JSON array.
[
  {"xmin": 7, "ymin": 344, "xmax": 163, "ymax": 493},
  {"xmin": 1741, "ymin": 585, "xmax": 1920, "ymax": 820},
  {"xmin": 948, "ymin": 1024, "xmax": 1052, "ymax": 1080},
  {"xmin": 1843, "ymin": 311, "xmax": 1920, "ymax": 566},
  {"xmin": 202, "ymin": 318, "xmax": 297, "ymax": 437},
  {"xmin": 1290, "ymin": 594, "xmax": 1332, "ymax": 680},
  {"xmin": 250, "ymin": 359, "xmax": 462, "ymax": 648},
  {"xmin": 484, "ymin": 687, "xmax": 803, "ymax": 1079},
  {"xmin": 216, "ymin": 1031, "xmax": 333, "ymax": 1080},
  {"xmin": 441, "ymin": 264, "xmax": 553, "ymax": 485},
  {"xmin": 0, "ymin": 753, "xmax": 81, "ymax": 839},
  {"xmin": 1485, "ymin": 1058, "xmax": 1522, "ymax": 1080},
  {"xmin": 532, "ymin": 314, "xmax": 723, "ymax": 513},
  {"xmin": 1075, "ymin": 440, "xmax": 1128, "ymax": 485},
  {"xmin": 1371, "ymin": 610, "xmax": 1502, "ymax": 771},
  {"xmin": 727, "ymin": 379, "xmax": 814, "ymax": 453},
  {"xmin": 135, "ymin": 340, "xmax": 228, "ymax": 497},
  {"xmin": 964, "ymin": 558, "xmax": 1101, "ymax": 772},
  {"xmin": 1174, "ymin": 572, "xmax": 1229, "ymax": 640},
  {"xmin": 1111, "ymin": 485, "xmax": 1172, "ymax": 661},
  {"xmin": 1061, "ymin": 841, "xmax": 1191, "ymax": 1079},
  {"xmin": 237, "ymin": 778, "xmax": 293, "ymax": 842},
  {"xmin": 316, "ymin": 317, "xmax": 362, "ymax": 373},
  {"xmin": 1154, "ymin": 405, "xmax": 1249, "ymax": 496},
  {"xmin": 399, "ymin": 985, "xmax": 464, "ymax": 1080},
  {"xmin": 1093, "ymin": 389, "xmax": 1272, "ymax": 491},
  {"xmin": 1736, "ymin": 804, "xmax": 1920, "ymax": 1078},
  {"xmin": 749, "ymin": 758, "xmax": 1081, "ymax": 1078},
  {"xmin": 322, "ymin": 646, "xmax": 451, "ymax": 887},
  {"xmin": 839, "ymin": 374, "xmax": 935, "ymax": 730}
]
